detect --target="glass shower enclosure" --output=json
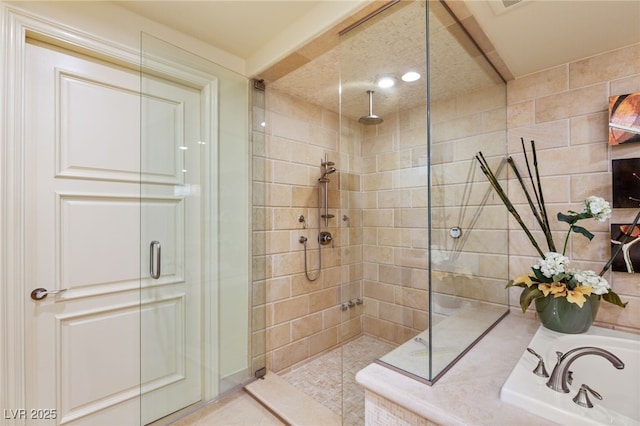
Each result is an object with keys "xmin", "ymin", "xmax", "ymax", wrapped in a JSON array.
[{"xmin": 338, "ymin": 0, "xmax": 509, "ymax": 385}]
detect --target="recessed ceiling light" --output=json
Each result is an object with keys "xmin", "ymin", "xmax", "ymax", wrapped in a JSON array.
[
  {"xmin": 401, "ymin": 71, "xmax": 421, "ymax": 82},
  {"xmin": 376, "ymin": 75, "xmax": 396, "ymax": 88}
]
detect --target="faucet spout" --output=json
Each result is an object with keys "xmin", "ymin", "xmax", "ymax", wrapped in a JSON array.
[{"xmin": 546, "ymin": 346, "xmax": 625, "ymax": 393}]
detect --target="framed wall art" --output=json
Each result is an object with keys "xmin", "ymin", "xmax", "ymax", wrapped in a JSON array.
[
  {"xmin": 612, "ymin": 158, "xmax": 640, "ymax": 208},
  {"xmin": 609, "ymin": 92, "xmax": 640, "ymax": 145}
]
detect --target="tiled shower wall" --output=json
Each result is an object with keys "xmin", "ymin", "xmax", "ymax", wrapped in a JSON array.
[
  {"xmin": 360, "ymin": 108, "xmax": 430, "ymax": 344},
  {"xmin": 507, "ymin": 42, "xmax": 640, "ymax": 333},
  {"xmin": 254, "ymin": 82, "xmax": 509, "ymax": 372},
  {"xmin": 253, "ymin": 89, "xmax": 364, "ymax": 373},
  {"xmin": 360, "ymin": 83, "xmax": 508, "ymax": 345}
]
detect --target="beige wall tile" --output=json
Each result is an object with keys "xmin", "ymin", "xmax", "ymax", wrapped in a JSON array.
[
  {"xmin": 273, "ymin": 295, "xmax": 309, "ymax": 324},
  {"xmin": 363, "ymin": 280, "xmax": 395, "ymax": 303},
  {"xmin": 432, "ymin": 114, "xmax": 482, "ymax": 143},
  {"xmin": 483, "ymin": 107, "xmax": 507, "ymax": 133},
  {"xmin": 309, "ymin": 327, "xmax": 338, "ymax": 356},
  {"xmin": 266, "ymin": 276, "xmax": 292, "ymax": 302},
  {"xmin": 570, "ymin": 44, "xmax": 640, "ymax": 89},
  {"xmin": 458, "ymin": 85, "xmax": 506, "ymax": 117},
  {"xmin": 363, "ymin": 209, "xmax": 394, "ymax": 227},
  {"xmin": 323, "ymin": 306, "xmax": 342, "ymax": 328},
  {"xmin": 394, "ymin": 167, "xmax": 428, "ymax": 189},
  {"xmin": 309, "ymin": 288, "xmax": 338, "ymax": 313},
  {"xmin": 273, "ymin": 161, "xmax": 310, "ymax": 186},
  {"xmin": 266, "ymin": 323, "xmax": 291, "ymax": 351},
  {"xmin": 271, "ymin": 339, "xmax": 309, "ymax": 372},
  {"xmin": 535, "ymin": 83, "xmax": 607, "ymax": 123},
  {"xmin": 291, "ymin": 312, "xmax": 323, "ymax": 341},
  {"xmin": 363, "ymin": 171, "xmax": 394, "ymax": 192},
  {"xmin": 394, "ymin": 287, "xmax": 428, "ymax": 311},
  {"xmin": 507, "ymin": 65, "xmax": 568, "ymax": 104},
  {"xmin": 507, "ymin": 119, "xmax": 569, "ymax": 151},
  {"xmin": 363, "ymin": 245, "xmax": 395, "ymax": 265},
  {"xmin": 269, "ymin": 111, "xmax": 310, "ymax": 142},
  {"xmin": 570, "ymin": 173, "xmax": 611, "ymax": 202},
  {"xmin": 341, "ymin": 317, "xmax": 363, "ymax": 341},
  {"xmin": 454, "ymin": 132, "xmax": 506, "ymax": 161},
  {"xmin": 570, "ymin": 112, "xmax": 608, "ymax": 146},
  {"xmin": 267, "ymin": 135, "xmax": 293, "ymax": 162},
  {"xmin": 266, "ymin": 231, "xmax": 292, "ymax": 255},
  {"xmin": 430, "ymin": 97, "xmax": 457, "ymax": 123},
  {"xmin": 507, "ymin": 100, "xmax": 535, "ymax": 128},
  {"xmin": 610, "ymin": 74, "xmax": 640, "ymax": 97},
  {"xmin": 378, "ymin": 189, "xmax": 411, "ymax": 209}
]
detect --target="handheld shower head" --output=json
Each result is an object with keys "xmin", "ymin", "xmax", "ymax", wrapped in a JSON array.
[{"xmin": 319, "ymin": 166, "xmax": 337, "ymax": 181}]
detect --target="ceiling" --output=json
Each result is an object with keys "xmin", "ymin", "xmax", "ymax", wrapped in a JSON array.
[
  {"xmin": 117, "ymin": 1, "xmax": 323, "ymax": 60},
  {"xmin": 116, "ymin": 0, "xmax": 640, "ymax": 119}
]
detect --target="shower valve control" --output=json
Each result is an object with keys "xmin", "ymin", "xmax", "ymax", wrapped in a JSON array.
[
  {"xmin": 318, "ymin": 231, "xmax": 333, "ymax": 245},
  {"xmin": 449, "ymin": 226, "xmax": 462, "ymax": 239}
]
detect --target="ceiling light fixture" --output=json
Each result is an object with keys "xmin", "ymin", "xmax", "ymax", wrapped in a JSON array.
[
  {"xmin": 401, "ymin": 71, "xmax": 421, "ymax": 82},
  {"xmin": 376, "ymin": 75, "xmax": 396, "ymax": 88}
]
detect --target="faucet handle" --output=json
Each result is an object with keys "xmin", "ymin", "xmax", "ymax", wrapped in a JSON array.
[
  {"xmin": 526, "ymin": 347, "xmax": 550, "ymax": 378},
  {"xmin": 572, "ymin": 384, "xmax": 603, "ymax": 408}
]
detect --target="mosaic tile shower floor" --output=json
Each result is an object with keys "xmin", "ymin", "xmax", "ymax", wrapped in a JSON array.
[{"xmin": 281, "ymin": 335, "xmax": 395, "ymax": 426}]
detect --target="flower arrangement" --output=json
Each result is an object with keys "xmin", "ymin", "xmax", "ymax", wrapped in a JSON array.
[{"xmin": 476, "ymin": 139, "xmax": 639, "ymax": 314}]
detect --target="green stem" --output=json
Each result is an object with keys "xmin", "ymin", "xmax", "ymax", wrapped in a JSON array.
[{"xmin": 562, "ymin": 225, "xmax": 573, "ymax": 255}]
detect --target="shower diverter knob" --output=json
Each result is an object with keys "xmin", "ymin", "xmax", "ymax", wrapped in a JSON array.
[{"xmin": 318, "ymin": 231, "xmax": 333, "ymax": 245}]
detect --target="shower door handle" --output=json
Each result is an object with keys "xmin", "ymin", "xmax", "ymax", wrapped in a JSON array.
[{"xmin": 149, "ymin": 240, "xmax": 161, "ymax": 279}]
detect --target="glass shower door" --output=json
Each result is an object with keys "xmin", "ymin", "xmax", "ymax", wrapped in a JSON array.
[
  {"xmin": 139, "ymin": 33, "xmax": 254, "ymax": 424},
  {"xmin": 139, "ymin": 34, "xmax": 211, "ymax": 424}
]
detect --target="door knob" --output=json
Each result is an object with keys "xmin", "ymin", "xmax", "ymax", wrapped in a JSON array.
[{"xmin": 30, "ymin": 288, "xmax": 67, "ymax": 301}]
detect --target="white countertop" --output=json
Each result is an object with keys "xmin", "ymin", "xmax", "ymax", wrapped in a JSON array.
[{"xmin": 356, "ymin": 312, "xmax": 557, "ymax": 426}]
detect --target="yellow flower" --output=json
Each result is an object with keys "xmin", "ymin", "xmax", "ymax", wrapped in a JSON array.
[
  {"xmin": 513, "ymin": 274, "xmax": 534, "ymax": 287},
  {"xmin": 566, "ymin": 285, "xmax": 594, "ymax": 307},
  {"xmin": 539, "ymin": 282, "xmax": 567, "ymax": 297}
]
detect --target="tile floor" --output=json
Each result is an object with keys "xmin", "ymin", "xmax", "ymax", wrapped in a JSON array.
[
  {"xmin": 170, "ymin": 335, "xmax": 394, "ymax": 425},
  {"xmin": 282, "ymin": 335, "xmax": 394, "ymax": 425}
]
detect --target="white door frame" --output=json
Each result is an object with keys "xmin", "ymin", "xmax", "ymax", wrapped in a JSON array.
[{"xmin": 0, "ymin": 6, "xmax": 219, "ymax": 423}]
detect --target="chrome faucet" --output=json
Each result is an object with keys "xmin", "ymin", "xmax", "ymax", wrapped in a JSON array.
[{"xmin": 546, "ymin": 346, "xmax": 625, "ymax": 393}]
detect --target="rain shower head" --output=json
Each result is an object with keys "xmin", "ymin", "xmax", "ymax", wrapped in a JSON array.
[{"xmin": 359, "ymin": 90, "xmax": 383, "ymax": 125}]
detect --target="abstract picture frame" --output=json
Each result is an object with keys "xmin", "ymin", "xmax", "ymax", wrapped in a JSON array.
[
  {"xmin": 612, "ymin": 158, "xmax": 640, "ymax": 209},
  {"xmin": 609, "ymin": 92, "xmax": 640, "ymax": 145}
]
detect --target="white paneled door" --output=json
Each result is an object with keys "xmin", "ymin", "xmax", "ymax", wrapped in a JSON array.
[{"xmin": 24, "ymin": 38, "xmax": 204, "ymax": 425}]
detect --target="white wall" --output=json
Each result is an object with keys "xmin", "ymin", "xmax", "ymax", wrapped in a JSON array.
[{"xmin": 3, "ymin": 1, "xmax": 245, "ymax": 74}]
